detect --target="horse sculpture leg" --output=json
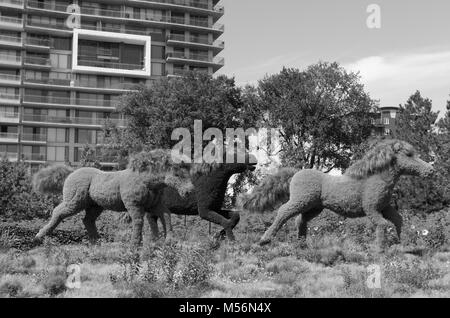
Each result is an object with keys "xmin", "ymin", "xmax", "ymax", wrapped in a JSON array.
[
  {"xmin": 146, "ymin": 203, "xmax": 170, "ymax": 241},
  {"xmin": 36, "ymin": 196, "xmax": 83, "ymax": 240},
  {"xmin": 382, "ymin": 206, "xmax": 403, "ymax": 243},
  {"xmin": 295, "ymin": 208, "xmax": 323, "ymax": 246},
  {"xmin": 83, "ymin": 205, "xmax": 103, "ymax": 243},
  {"xmin": 164, "ymin": 211, "xmax": 173, "ymax": 233},
  {"xmin": 126, "ymin": 206, "xmax": 145, "ymax": 247},
  {"xmin": 365, "ymin": 208, "xmax": 392, "ymax": 253},
  {"xmin": 146, "ymin": 215, "xmax": 160, "ymax": 241},
  {"xmin": 198, "ymin": 207, "xmax": 239, "ymax": 241},
  {"xmin": 260, "ymin": 200, "xmax": 302, "ymax": 245},
  {"xmin": 214, "ymin": 209, "xmax": 241, "ymax": 240}
]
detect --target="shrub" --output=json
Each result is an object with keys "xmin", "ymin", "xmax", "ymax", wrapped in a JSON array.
[
  {"xmin": 175, "ymin": 247, "xmax": 213, "ymax": 286},
  {"xmin": 0, "ymin": 280, "xmax": 23, "ymax": 297},
  {"xmin": 384, "ymin": 257, "xmax": 441, "ymax": 290},
  {"xmin": 402, "ymin": 209, "xmax": 450, "ymax": 251},
  {"xmin": 0, "ymin": 158, "xmax": 58, "ymax": 220},
  {"xmin": 42, "ymin": 273, "xmax": 67, "ymax": 296},
  {"xmin": 111, "ymin": 241, "xmax": 214, "ymax": 297}
]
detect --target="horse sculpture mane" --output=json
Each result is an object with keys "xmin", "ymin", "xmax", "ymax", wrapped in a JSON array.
[
  {"xmin": 127, "ymin": 149, "xmax": 179, "ymax": 173},
  {"xmin": 344, "ymin": 139, "xmax": 415, "ymax": 179}
]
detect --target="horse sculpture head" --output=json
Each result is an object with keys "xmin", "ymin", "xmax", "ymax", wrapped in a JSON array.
[
  {"xmin": 188, "ymin": 149, "xmax": 257, "ymax": 177},
  {"xmin": 224, "ymin": 151, "xmax": 258, "ymax": 174},
  {"xmin": 345, "ymin": 139, "xmax": 434, "ymax": 179}
]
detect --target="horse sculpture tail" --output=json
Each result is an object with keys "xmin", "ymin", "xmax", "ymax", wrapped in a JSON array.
[
  {"xmin": 32, "ymin": 165, "xmax": 74, "ymax": 194},
  {"xmin": 239, "ymin": 167, "xmax": 298, "ymax": 213}
]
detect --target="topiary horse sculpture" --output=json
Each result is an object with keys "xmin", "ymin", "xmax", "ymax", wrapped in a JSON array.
[
  {"xmin": 240, "ymin": 139, "xmax": 434, "ymax": 251},
  {"xmin": 33, "ymin": 150, "xmax": 193, "ymax": 247}
]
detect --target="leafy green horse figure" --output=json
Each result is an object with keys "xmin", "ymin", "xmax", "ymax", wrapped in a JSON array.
[
  {"xmin": 241, "ymin": 139, "xmax": 434, "ymax": 252},
  {"xmin": 33, "ymin": 150, "xmax": 193, "ymax": 247}
]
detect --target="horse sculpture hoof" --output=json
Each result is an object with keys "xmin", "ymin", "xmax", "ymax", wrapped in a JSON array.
[
  {"xmin": 259, "ymin": 238, "xmax": 271, "ymax": 246},
  {"xmin": 32, "ymin": 235, "xmax": 44, "ymax": 246}
]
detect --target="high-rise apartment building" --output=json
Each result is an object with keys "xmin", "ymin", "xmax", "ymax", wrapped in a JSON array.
[{"xmin": 0, "ymin": 0, "xmax": 224, "ymax": 168}]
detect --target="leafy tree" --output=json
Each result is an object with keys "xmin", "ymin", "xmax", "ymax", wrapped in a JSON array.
[
  {"xmin": 79, "ymin": 144, "xmax": 102, "ymax": 169},
  {"xmin": 103, "ymin": 72, "xmax": 260, "ymax": 157},
  {"xmin": 255, "ymin": 62, "xmax": 377, "ymax": 171},
  {"xmin": 392, "ymin": 91, "xmax": 442, "ymax": 213},
  {"xmin": 101, "ymin": 72, "xmax": 261, "ymax": 202}
]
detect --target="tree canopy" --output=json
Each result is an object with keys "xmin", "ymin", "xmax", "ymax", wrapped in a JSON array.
[
  {"xmin": 103, "ymin": 72, "xmax": 259, "ymax": 159},
  {"xmin": 255, "ymin": 62, "xmax": 377, "ymax": 171}
]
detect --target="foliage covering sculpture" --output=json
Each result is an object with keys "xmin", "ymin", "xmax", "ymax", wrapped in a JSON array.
[
  {"xmin": 241, "ymin": 140, "xmax": 434, "ymax": 251},
  {"xmin": 33, "ymin": 150, "xmax": 193, "ymax": 246}
]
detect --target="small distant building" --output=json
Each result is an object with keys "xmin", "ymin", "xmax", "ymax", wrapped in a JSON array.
[{"xmin": 371, "ymin": 106, "xmax": 399, "ymax": 137}]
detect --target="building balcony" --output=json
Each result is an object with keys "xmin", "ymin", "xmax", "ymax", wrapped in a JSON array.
[
  {"xmin": 27, "ymin": 0, "xmax": 68, "ymax": 13},
  {"xmin": 23, "ymin": 77, "xmax": 71, "ymax": 88},
  {"xmin": 0, "ymin": 54, "xmax": 21, "ymax": 67},
  {"xmin": 74, "ymin": 80, "xmax": 140, "ymax": 92},
  {"xmin": 27, "ymin": 1, "xmax": 224, "ymax": 33},
  {"xmin": 23, "ymin": 113, "xmax": 71, "ymax": 125},
  {"xmin": 25, "ymin": 20, "xmax": 72, "ymax": 35},
  {"xmin": 129, "ymin": 0, "xmax": 224, "ymax": 18},
  {"xmin": 0, "ymin": 111, "xmax": 19, "ymax": 124},
  {"xmin": 21, "ymin": 133, "xmax": 47, "ymax": 143},
  {"xmin": 0, "ymin": 132, "xmax": 19, "ymax": 143},
  {"xmin": 0, "ymin": 93, "xmax": 20, "ymax": 104},
  {"xmin": 166, "ymin": 52, "xmax": 224, "ymax": 71},
  {"xmin": 23, "ymin": 95, "xmax": 117, "ymax": 111},
  {"xmin": 0, "ymin": 73, "xmax": 21, "ymax": 85},
  {"xmin": 22, "ymin": 153, "xmax": 46, "ymax": 162},
  {"xmin": 23, "ymin": 113, "xmax": 124, "ymax": 127},
  {"xmin": 0, "ymin": 0, "xmax": 24, "ymax": 9},
  {"xmin": 0, "ymin": 16, "xmax": 23, "ymax": 31},
  {"xmin": 23, "ymin": 76, "xmax": 140, "ymax": 92},
  {"xmin": 77, "ymin": 58, "xmax": 145, "ymax": 72},
  {"xmin": 167, "ymin": 34, "xmax": 224, "ymax": 53},
  {"xmin": 166, "ymin": 69, "xmax": 184, "ymax": 77},
  {"xmin": 0, "ymin": 152, "xmax": 18, "ymax": 162},
  {"xmin": 166, "ymin": 68, "xmax": 209, "ymax": 77},
  {"xmin": 0, "ymin": 34, "xmax": 22, "ymax": 48},
  {"xmin": 25, "ymin": 37, "xmax": 52, "ymax": 51},
  {"xmin": 23, "ymin": 56, "xmax": 52, "ymax": 69}
]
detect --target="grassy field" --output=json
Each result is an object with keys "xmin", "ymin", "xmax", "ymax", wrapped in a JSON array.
[{"xmin": 0, "ymin": 210, "xmax": 449, "ymax": 298}]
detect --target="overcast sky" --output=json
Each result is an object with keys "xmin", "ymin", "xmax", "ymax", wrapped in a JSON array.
[{"xmin": 217, "ymin": 0, "xmax": 450, "ymax": 114}]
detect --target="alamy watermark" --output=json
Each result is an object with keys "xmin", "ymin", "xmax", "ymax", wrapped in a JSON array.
[
  {"xmin": 367, "ymin": 4, "xmax": 381, "ymax": 29},
  {"xmin": 366, "ymin": 264, "xmax": 382, "ymax": 289},
  {"xmin": 66, "ymin": 264, "xmax": 81, "ymax": 289},
  {"xmin": 171, "ymin": 120, "xmax": 281, "ymax": 164}
]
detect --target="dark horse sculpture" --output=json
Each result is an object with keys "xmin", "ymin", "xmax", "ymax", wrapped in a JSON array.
[{"xmin": 161, "ymin": 151, "xmax": 257, "ymax": 240}]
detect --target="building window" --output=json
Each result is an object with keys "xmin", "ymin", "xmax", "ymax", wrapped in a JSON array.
[
  {"xmin": 384, "ymin": 128, "xmax": 391, "ymax": 136},
  {"xmin": 0, "ymin": 106, "xmax": 18, "ymax": 115},
  {"xmin": 47, "ymin": 146, "xmax": 66, "ymax": 162},
  {"xmin": 47, "ymin": 128, "xmax": 68, "ymax": 143},
  {"xmin": 50, "ymin": 53, "xmax": 71, "ymax": 69},
  {"xmin": 151, "ymin": 45, "xmax": 165, "ymax": 59},
  {"xmin": 0, "ymin": 144, "xmax": 17, "ymax": 153},
  {"xmin": 151, "ymin": 62, "xmax": 165, "ymax": 76},
  {"xmin": 383, "ymin": 117, "xmax": 390, "ymax": 125},
  {"xmin": 76, "ymin": 129, "xmax": 96, "ymax": 144},
  {"xmin": 53, "ymin": 37, "xmax": 72, "ymax": 50}
]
